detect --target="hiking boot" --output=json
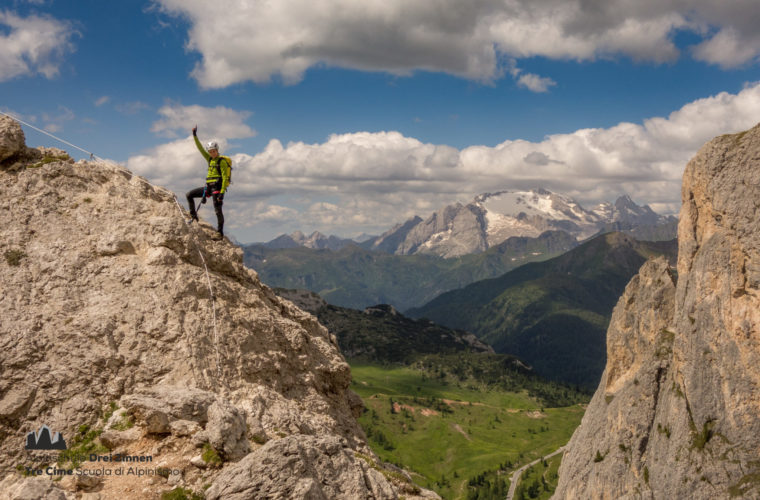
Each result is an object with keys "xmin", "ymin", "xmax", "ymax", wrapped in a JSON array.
[{"xmin": 211, "ymin": 231, "xmax": 224, "ymax": 241}]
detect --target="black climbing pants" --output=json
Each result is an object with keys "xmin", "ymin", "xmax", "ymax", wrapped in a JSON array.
[{"xmin": 187, "ymin": 182, "xmax": 224, "ymax": 234}]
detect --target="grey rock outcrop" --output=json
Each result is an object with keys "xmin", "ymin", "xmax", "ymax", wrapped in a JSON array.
[
  {"xmin": 98, "ymin": 428, "xmax": 141, "ymax": 449},
  {"xmin": 366, "ymin": 216, "xmax": 423, "ymax": 254},
  {"xmin": 0, "ymin": 119, "xmax": 431, "ymax": 498},
  {"xmin": 0, "ymin": 476, "xmax": 70, "ymax": 500},
  {"xmin": 0, "ymin": 116, "xmax": 25, "ymax": 163},
  {"xmin": 554, "ymin": 124, "xmax": 760, "ymax": 499},
  {"xmin": 0, "ymin": 116, "xmax": 71, "ymax": 171},
  {"xmin": 169, "ymin": 419, "xmax": 201, "ymax": 437},
  {"xmin": 120, "ymin": 387, "xmax": 217, "ymax": 425},
  {"xmin": 205, "ymin": 435, "xmax": 394, "ymax": 500},
  {"xmin": 396, "ymin": 202, "xmax": 488, "ymax": 257},
  {"xmin": 274, "ymin": 288, "xmax": 329, "ymax": 314},
  {"xmin": 205, "ymin": 400, "xmax": 250, "ymax": 461}
]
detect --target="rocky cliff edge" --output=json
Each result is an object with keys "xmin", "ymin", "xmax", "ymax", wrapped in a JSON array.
[
  {"xmin": 553, "ymin": 124, "xmax": 760, "ymax": 498},
  {"xmin": 0, "ymin": 116, "xmax": 434, "ymax": 499}
]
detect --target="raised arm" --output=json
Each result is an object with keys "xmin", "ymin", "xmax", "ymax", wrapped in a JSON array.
[{"xmin": 192, "ymin": 125, "xmax": 210, "ymax": 162}]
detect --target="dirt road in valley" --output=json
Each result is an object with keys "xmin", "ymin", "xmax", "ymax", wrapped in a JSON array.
[{"xmin": 506, "ymin": 446, "xmax": 565, "ymax": 500}]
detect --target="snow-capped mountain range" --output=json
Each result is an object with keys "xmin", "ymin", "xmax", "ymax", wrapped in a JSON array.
[
  {"xmin": 365, "ymin": 189, "xmax": 676, "ymax": 257},
  {"xmin": 261, "ymin": 189, "xmax": 677, "ymax": 258}
]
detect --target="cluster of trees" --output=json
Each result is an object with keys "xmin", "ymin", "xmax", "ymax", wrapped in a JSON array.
[
  {"xmin": 514, "ymin": 458, "xmax": 557, "ymax": 500},
  {"xmin": 465, "ymin": 457, "xmax": 558, "ymax": 500},
  {"xmin": 526, "ymin": 425, "xmax": 550, "ymax": 434},
  {"xmin": 514, "ymin": 476, "xmax": 549, "ymax": 499},
  {"xmin": 412, "ymin": 353, "xmax": 590, "ymax": 407},
  {"xmin": 410, "ymin": 395, "xmax": 454, "ymax": 415},
  {"xmin": 363, "ymin": 424, "xmax": 395, "ymax": 451},
  {"xmin": 466, "ymin": 473, "xmax": 509, "ymax": 499}
]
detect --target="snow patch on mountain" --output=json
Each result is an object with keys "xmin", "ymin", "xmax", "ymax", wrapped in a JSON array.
[
  {"xmin": 476, "ymin": 190, "xmax": 605, "ymax": 243},
  {"xmin": 483, "ymin": 209, "xmax": 543, "ymax": 245}
]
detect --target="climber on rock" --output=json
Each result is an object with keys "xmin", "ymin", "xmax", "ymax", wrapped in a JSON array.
[{"xmin": 187, "ymin": 125, "xmax": 231, "ymax": 240}]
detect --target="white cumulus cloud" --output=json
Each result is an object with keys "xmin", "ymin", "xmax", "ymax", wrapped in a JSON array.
[
  {"xmin": 155, "ymin": 0, "xmax": 760, "ymax": 88},
  {"xmin": 0, "ymin": 10, "xmax": 77, "ymax": 82},
  {"xmin": 128, "ymin": 83, "xmax": 760, "ymax": 239},
  {"xmin": 127, "ymin": 138, "xmax": 204, "ymax": 193},
  {"xmin": 515, "ymin": 72, "xmax": 557, "ymax": 93},
  {"xmin": 692, "ymin": 27, "xmax": 760, "ymax": 68},
  {"xmin": 150, "ymin": 102, "xmax": 256, "ymax": 140}
]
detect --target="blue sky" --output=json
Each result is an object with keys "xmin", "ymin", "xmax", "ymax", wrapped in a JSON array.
[{"xmin": 3, "ymin": 0, "xmax": 760, "ymax": 243}]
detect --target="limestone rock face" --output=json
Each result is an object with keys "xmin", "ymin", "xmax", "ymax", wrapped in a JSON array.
[
  {"xmin": 0, "ymin": 475, "xmax": 70, "ymax": 500},
  {"xmin": 0, "ymin": 116, "xmax": 25, "ymax": 163},
  {"xmin": 552, "ymin": 258, "xmax": 679, "ymax": 499},
  {"xmin": 0, "ymin": 119, "xmax": 431, "ymax": 498},
  {"xmin": 397, "ymin": 202, "xmax": 488, "ymax": 257},
  {"xmin": 205, "ymin": 435, "xmax": 396, "ymax": 500},
  {"xmin": 205, "ymin": 400, "xmax": 250, "ymax": 461},
  {"xmin": 554, "ymin": 124, "xmax": 760, "ymax": 499}
]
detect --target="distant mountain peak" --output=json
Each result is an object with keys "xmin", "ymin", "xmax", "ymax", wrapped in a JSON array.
[
  {"xmin": 262, "ymin": 230, "xmax": 355, "ymax": 250},
  {"xmin": 614, "ymin": 194, "xmax": 646, "ymax": 213},
  {"xmin": 614, "ymin": 194, "xmax": 634, "ymax": 205},
  {"xmin": 366, "ymin": 187, "xmax": 676, "ymax": 257}
]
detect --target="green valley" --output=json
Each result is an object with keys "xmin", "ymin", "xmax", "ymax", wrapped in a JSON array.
[
  {"xmin": 350, "ymin": 362, "xmax": 587, "ymax": 500},
  {"xmin": 245, "ymin": 231, "xmax": 577, "ymax": 310},
  {"xmin": 272, "ymin": 287, "xmax": 589, "ymax": 499},
  {"xmin": 408, "ymin": 232, "xmax": 677, "ymax": 388}
]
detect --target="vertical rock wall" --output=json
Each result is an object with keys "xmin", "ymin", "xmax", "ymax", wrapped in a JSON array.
[{"xmin": 554, "ymin": 124, "xmax": 760, "ymax": 499}]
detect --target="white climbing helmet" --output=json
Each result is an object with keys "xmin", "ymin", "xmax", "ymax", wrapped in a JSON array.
[{"xmin": 206, "ymin": 141, "xmax": 219, "ymax": 151}]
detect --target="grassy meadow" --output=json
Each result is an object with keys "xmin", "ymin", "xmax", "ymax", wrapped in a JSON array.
[{"xmin": 350, "ymin": 363, "xmax": 586, "ymax": 499}]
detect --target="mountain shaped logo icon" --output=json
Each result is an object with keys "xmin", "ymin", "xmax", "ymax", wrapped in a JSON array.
[{"xmin": 25, "ymin": 425, "xmax": 67, "ymax": 450}]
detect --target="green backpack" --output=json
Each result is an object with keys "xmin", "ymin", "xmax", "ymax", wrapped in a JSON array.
[{"xmin": 213, "ymin": 156, "xmax": 232, "ymax": 186}]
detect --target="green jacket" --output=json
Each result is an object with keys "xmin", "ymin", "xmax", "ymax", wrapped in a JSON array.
[{"xmin": 194, "ymin": 135, "xmax": 231, "ymax": 194}]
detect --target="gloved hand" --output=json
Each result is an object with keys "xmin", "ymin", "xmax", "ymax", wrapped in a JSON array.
[
  {"xmin": 214, "ymin": 191, "xmax": 224, "ymax": 201},
  {"xmin": 192, "ymin": 125, "xmax": 197, "ymax": 136},
  {"xmin": 201, "ymin": 196, "xmax": 207, "ymax": 204}
]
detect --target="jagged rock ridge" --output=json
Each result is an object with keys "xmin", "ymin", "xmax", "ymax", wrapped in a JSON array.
[
  {"xmin": 275, "ymin": 288, "xmax": 493, "ymax": 362},
  {"xmin": 554, "ymin": 124, "xmax": 760, "ymax": 499},
  {"xmin": 263, "ymin": 230, "xmax": 355, "ymax": 250},
  {"xmin": 0, "ymin": 116, "xmax": 434, "ymax": 499},
  {"xmin": 366, "ymin": 189, "xmax": 676, "ymax": 257}
]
